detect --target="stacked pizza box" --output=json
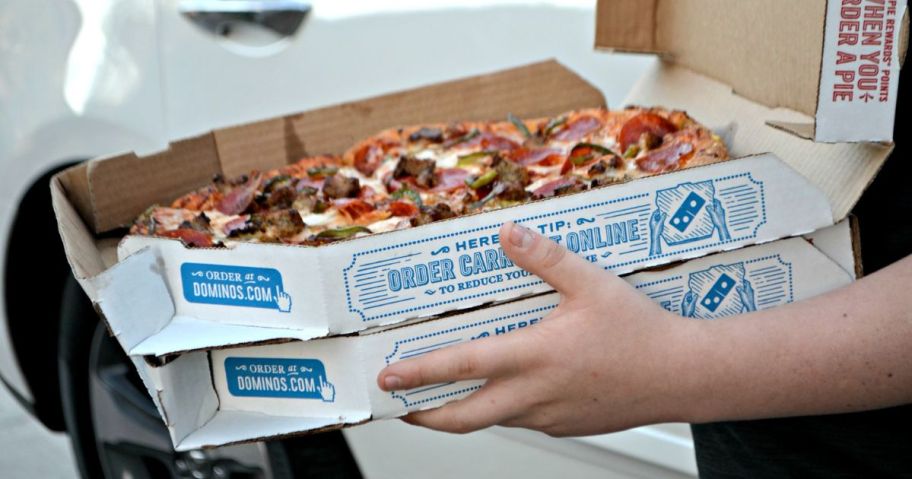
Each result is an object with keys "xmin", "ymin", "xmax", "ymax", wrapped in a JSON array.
[{"xmin": 52, "ymin": 0, "xmax": 907, "ymax": 450}]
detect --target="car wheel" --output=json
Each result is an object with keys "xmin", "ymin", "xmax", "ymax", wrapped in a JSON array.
[{"xmin": 59, "ymin": 277, "xmax": 362, "ymax": 479}]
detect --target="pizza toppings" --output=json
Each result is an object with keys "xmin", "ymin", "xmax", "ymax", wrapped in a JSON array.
[
  {"xmin": 216, "ymin": 174, "xmax": 262, "ymax": 215},
  {"xmin": 393, "ymin": 156, "xmax": 437, "ymax": 189},
  {"xmin": 322, "ymin": 174, "xmax": 361, "ymax": 199},
  {"xmin": 618, "ymin": 112, "xmax": 678, "ymax": 152},
  {"xmin": 636, "ymin": 140, "xmax": 695, "ymax": 174},
  {"xmin": 408, "ymin": 127, "xmax": 444, "ymax": 143},
  {"xmin": 130, "ymin": 107, "xmax": 727, "ymax": 247}
]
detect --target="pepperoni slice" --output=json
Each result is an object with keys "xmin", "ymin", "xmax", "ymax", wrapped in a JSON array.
[
  {"xmin": 551, "ymin": 116, "xmax": 601, "ymax": 141},
  {"xmin": 432, "ymin": 168, "xmax": 472, "ymax": 192},
  {"xmin": 335, "ymin": 199, "xmax": 375, "ymax": 221},
  {"xmin": 222, "ymin": 216, "xmax": 252, "ymax": 237},
  {"xmin": 636, "ymin": 141, "xmax": 695, "ymax": 174},
  {"xmin": 458, "ymin": 132, "xmax": 521, "ymax": 151},
  {"xmin": 160, "ymin": 229, "xmax": 214, "ymax": 248},
  {"xmin": 618, "ymin": 113, "xmax": 678, "ymax": 152},
  {"xmin": 388, "ymin": 200, "xmax": 419, "ymax": 218},
  {"xmin": 354, "ymin": 139, "xmax": 398, "ymax": 176},
  {"xmin": 510, "ymin": 147, "xmax": 564, "ymax": 166},
  {"xmin": 216, "ymin": 175, "xmax": 262, "ymax": 215},
  {"xmin": 532, "ymin": 178, "xmax": 578, "ymax": 198}
]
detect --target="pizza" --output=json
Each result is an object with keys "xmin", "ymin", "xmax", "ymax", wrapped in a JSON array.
[{"xmin": 130, "ymin": 107, "xmax": 728, "ymax": 247}]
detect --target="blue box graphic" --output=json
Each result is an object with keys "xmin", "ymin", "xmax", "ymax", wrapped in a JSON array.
[
  {"xmin": 225, "ymin": 357, "xmax": 334, "ymax": 401},
  {"xmin": 655, "ymin": 181, "xmax": 716, "ymax": 246},
  {"xmin": 181, "ymin": 263, "xmax": 291, "ymax": 312}
]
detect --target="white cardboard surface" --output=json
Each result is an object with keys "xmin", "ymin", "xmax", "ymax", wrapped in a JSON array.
[
  {"xmin": 141, "ymin": 224, "xmax": 855, "ymax": 450},
  {"xmin": 101, "ymin": 154, "xmax": 833, "ymax": 357},
  {"xmin": 816, "ymin": 0, "xmax": 906, "ymax": 142}
]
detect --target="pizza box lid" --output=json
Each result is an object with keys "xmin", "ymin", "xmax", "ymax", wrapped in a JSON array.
[{"xmin": 594, "ymin": 0, "xmax": 909, "ymax": 144}]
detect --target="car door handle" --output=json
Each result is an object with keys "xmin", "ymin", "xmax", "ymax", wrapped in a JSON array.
[{"xmin": 179, "ymin": 0, "xmax": 311, "ymax": 37}]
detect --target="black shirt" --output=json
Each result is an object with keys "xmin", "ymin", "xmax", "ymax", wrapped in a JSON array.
[{"xmin": 691, "ymin": 25, "xmax": 912, "ymax": 479}]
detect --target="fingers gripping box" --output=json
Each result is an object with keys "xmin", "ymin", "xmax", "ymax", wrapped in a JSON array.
[{"xmin": 134, "ymin": 221, "xmax": 858, "ymax": 450}]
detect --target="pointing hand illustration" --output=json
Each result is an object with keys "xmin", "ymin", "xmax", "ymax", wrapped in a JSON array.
[
  {"xmin": 276, "ymin": 288, "xmax": 292, "ymax": 313},
  {"xmin": 319, "ymin": 377, "xmax": 336, "ymax": 403}
]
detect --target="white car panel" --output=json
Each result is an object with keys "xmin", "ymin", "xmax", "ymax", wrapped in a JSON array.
[{"xmin": 0, "ymin": 0, "xmax": 165, "ymax": 400}]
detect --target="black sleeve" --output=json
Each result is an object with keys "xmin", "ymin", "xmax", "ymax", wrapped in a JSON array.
[{"xmin": 851, "ymin": 51, "xmax": 912, "ymax": 273}]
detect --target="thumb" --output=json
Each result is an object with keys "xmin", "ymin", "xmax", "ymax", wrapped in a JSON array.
[{"xmin": 499, "ymin": 222, "xmax": 620, "ymax": 298}]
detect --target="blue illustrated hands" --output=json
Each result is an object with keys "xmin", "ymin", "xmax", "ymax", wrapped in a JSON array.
[
  {"xmin": 276, "ymin": 288, "xmax": 292, "ymax": 313},
  {"xmin": 707, "ymin": 199, "xmax": 731, "ymax": 242},
  {"xmin": 737, "ymin": 279, "xmax": 756, "ymax": 312},
  {"xmin": 648, "ymin": 209, "xmax": 667, "ymax": 257},
  {"xmin": 681, "ymin": 291, "xmax": 697, "ymax": 318},
  {"xmin": 681, "ymin": 276, "xmax": 756, "ymax": 318},
  {"xmin": 319, "ymin": 377, "xmax": 336, "ymax": 403}
]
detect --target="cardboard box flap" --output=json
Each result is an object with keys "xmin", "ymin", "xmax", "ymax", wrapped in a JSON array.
[
  {"xmin": 51, "ymin": 174, "xmax": 106, "ymax": 294},
  {"xmin": 73, "ymin": 60, "xmax": 605, "ymax": 234},
  {"xmin": 625, "ymin": 62, "xmax": 893, "ymax": 220},
  {"xmin": 142, "ymin": 353, "xmax": 219, "ymax": 448},
  {"xmin": 91, "ymin": 248, "xmax": 176, "ymax": 353},
  {"xmin": 596, "ymin": 0, "xmax": 909, "ymax": 143},
  {"xmin": 176, "ymin": 412, "xmax": 364, "ymax": 451},
  {"xmin": 130, "ymin": 319, "xmax": 327, "ymax": 357}
]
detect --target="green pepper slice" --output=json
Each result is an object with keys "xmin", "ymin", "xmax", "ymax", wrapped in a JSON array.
[
  {"xmin": 465, "ymin": 170, "xmax": 498, "ymax": 190},
  {"xmin": 307, "ymin": 166, "xmax": 339, "ymax": 178},
  {"xmin": 315, "ymin": 226, "xmax": 373, "ymax": 240},
  {"xmin": 569, "ymin": 143, "xmax": 614, "ymax": 166},
  {"xmin": 457, "ymin": 150, "xmax": 498, "ymax": 167},
  {"xmin": 508, "ymin": 113, "xmax": 532, "ymax": 138},
  {"xmin": 391, "ymin": 187, "xmax": 423, "ymax": 207}
]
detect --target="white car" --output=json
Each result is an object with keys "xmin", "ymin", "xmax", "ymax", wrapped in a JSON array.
[{"xmin": 0, "ymin": 1, "xmax": 695, "ymax": 477}]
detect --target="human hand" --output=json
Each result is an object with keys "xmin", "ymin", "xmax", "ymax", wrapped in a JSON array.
[
  {"xmin": 707, "ymin": 199, "xmax": 731, "ymax": 241},
  {"xmin": 376, "ymin": 222, "xmax": 701, "ymax": 436},
  {"xmin": 681, "ymin": 291, "xmax": 698, "ymax": 318},
  {"xmin": 649, "ymin": 209, "xmax": 666, "ymax": 256},
  {"xmin": 737, "ymin": 279, "xmax": 756, "ymax": 312}
]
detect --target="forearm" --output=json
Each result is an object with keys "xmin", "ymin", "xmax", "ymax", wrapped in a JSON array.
[{"xmin": 680, "ymin": 254, "xmax": 912, "ymax": 424}]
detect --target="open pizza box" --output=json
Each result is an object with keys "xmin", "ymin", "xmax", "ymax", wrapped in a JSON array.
[
  {"xmin": 134, "ymin": 220, "xmax": 860, "ymax": 450},
  {"xmin": 597, "ymin": 0, "xmax": 909, "ymax": 143},
  {"xmin": 51, "ymin": 1, "xmax": 905, "ymax": 359}
]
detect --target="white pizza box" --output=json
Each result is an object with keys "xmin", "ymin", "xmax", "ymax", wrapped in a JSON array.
[
  {"xmin": 596, "ymin": 0, "xmax": 909, "ymax": 143},
  {"xmin": 129, "ymin": 221, "xmax": 858, "ymax": 451},
  {"xmin": 52, "ymin": 10, "xmax": 902, "ymax": 356},
  {"xmin": 100, "ymin": 153, "xmax": 831, "ymax": 357}
]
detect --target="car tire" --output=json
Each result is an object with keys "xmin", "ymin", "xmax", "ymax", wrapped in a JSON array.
[{"xmin": 58, "ymin": 277, "xmax": 362, "ymax": 479}]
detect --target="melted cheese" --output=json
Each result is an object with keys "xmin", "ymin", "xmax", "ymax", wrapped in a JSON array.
[{"xmin": 300, "ymin": 210, "xmax": 341, "ymax": 228}]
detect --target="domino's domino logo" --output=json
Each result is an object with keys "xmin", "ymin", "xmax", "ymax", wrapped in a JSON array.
[
  {"xmin": 700, "ymin": 273, "xmax": 736, "ymax": 313},
  {"xmin": 669, "ymin": 192, "xmax": 706, "ymax": 233},
  {"xmin": 180, "ymin": 263, "xmax": 292, "ymax": 313},
  {"xmin": 683, "ymin": 263, "xmax": 755, "ymax": 319},
  {"xmin": 654, "ymin": 181, "xmax": 718, "ymax": 246},
  {"xmin": 225, "ymin": 357, "xmax": 335, "ymax": 402}
]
